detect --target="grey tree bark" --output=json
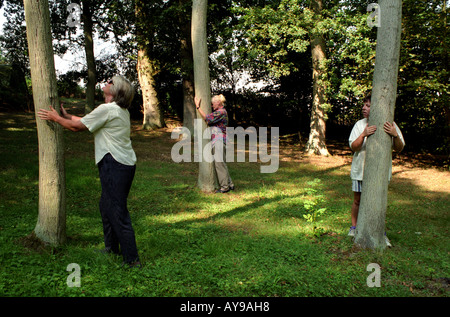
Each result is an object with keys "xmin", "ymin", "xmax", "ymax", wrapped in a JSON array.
[
  {"xmin": 192, "ymin": 0, "xmax": 215, "ymax": 192},
  {"xmin": 180, "ymin": 0, "xmax": 196, "ymax": 138},
  {"xmin": 355, "ymin": 0, "xmax": 403, "ymax": 249},
  {"xmin": 24, "ymin": 0, "xmax": 66, "ymax": 246}
]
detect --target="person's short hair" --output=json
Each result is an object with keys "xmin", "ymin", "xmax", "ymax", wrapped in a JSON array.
[
  {"xmin": 363, "ymin": 94, "xmax": 371, "ymax": 103},
  {"xmin": 212, "ymin": 94, "xmax": 226, "ymax": 106},
  {"xmin": 110, "ymin": 76, "xmax": 135, "ymax": 109}
]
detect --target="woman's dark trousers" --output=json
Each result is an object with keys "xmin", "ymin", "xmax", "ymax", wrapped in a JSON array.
[{"xmin": 98, "ymin": 153, "xmax": 139, "ymax": 264}]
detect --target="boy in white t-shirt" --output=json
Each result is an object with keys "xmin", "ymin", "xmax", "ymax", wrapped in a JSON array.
[{"xmin": 348, "ymin": 95, "xmax": 405, "ymax": 246}]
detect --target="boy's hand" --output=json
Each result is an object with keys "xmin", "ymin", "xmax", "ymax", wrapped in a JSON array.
[
  {"xmin": 383, "ymin": 122, "xmax": 398, "ymax": 138},
  {"xmin": 363, "ymin": 123, "xmax": 377, "ymax": 137}
]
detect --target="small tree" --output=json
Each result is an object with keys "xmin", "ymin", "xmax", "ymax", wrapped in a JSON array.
[
  {"xmin": 24, "ymin": 0, "xmax": 66, "ymax": 246},
  {"xmin": 355, "ymin": 0, "xmax": 403, "ymax": 249}
]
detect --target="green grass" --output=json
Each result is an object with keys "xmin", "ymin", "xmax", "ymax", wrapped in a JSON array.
[{"xmin": 0, "ymin": 103, "xmax": 449, "ymax": 297}]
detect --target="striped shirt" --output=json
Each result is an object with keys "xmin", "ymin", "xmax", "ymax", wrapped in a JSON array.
[{"xmin": 205, "ymin": 107, "xmax": 228, "ymax": 144}]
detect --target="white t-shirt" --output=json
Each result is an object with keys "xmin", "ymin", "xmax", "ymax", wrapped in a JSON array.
[
  {"xmin": 349, "ymin": 118, "xmax": 404, "ymax": 181},
  {"xmin": 81, "ymin": 102, "xmax": 136, "ymax": 166}
]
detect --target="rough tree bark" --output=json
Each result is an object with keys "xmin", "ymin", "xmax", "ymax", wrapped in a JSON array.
[
  {"xmin": 24, "ymin": 0, "xmax": 66, "ymax": 246},
  {"xmin": 137, "ymin": 47, "xmax": 165, "ymax": 130},
  {"xmin": 136, "ymin": 0, "xmax": 165, "ymax": 130},
  {"xmin": 305, "ymin": 0, "xmax": 330, "ymax": 156}
]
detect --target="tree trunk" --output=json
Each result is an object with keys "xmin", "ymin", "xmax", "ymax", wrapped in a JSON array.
[
  {"xmin": 82, "ymin": 0, "xmax": 96, "ymax": 114},
  {"xmin": 192, "ymin": 0, "xmax": 215, "ymax": 192},
  {"xmin": 135, "ymin": 0, "xmax": 165, "ymax": 130},
  {"xmin": 182, "ymin": 70, "xmax": 196, "ymax": 138},
  {"xmin": 180, "ymin": 0, "xmax": 195, "ymax": 138},
  {"xmin": 442, "ymin": 1, "xmax": 450, "ymax": 154},
  {"xmin": 24, "ymin": 0, "xmax": 66, "ymax": 246},
  {"xmin": 137, "ymin": 48, "xmax": 165, "ymax": 130},
  {"xmin": 305, "ymin": 0, "xmax": 330, "ymax": 156},
  {"xmin": 354, "ymin": 0, "xmax": 402, "ymax": 250}
]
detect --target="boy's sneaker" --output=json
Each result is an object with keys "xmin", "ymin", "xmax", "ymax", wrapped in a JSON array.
[
  {"xmin": 348, "ymin": 226, "xmax": 356, "ymax": 237},
  {"xmin": 385, "ymin": 235, "xmax": 392, "ymax": 247}
]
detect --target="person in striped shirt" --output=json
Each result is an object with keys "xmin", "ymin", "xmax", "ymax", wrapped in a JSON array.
[{"xmin": 195, "ymin": 94, "xmax": 234, "ymax": 193}]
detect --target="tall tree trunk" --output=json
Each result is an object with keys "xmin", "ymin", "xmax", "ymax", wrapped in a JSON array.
[
  {"xmin": 82, "ymin": 0, "xmax": 96, "ymax": 114},
  {"xmin": 305, "ymin": 0, "xmax": 330, "ymax": 156},
  {"xmin": 192, "ymin": 0, "xmax": 215, "ymax": 192},
  {"xmin": 180, "ymin": 0, "xmax": 195, "ymax": 138},
  {"xmin": 442, "ymin": 1, "xmax": 450, "ymax": 154},
  {"xmin": 355, "ymin": 0, "xmax": 403, "ymax": 250},
  {"xmin": 135, "ymin": 0, "xmax": 165, "ymax": 130},
  {"xmin": 24, "ymin": 0, "xmax": 66, "ymax": 246},
  {"xmin": 182, "ymin": 71, "xmax": 195, "ymax": 138},
  {"xmin": 137, "ymin": 47, "xmax": 165, "ymax": 130}
]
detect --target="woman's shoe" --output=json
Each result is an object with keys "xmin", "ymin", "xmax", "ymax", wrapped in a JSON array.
[{"xmin": 215, "ymin": 188, "xmax": 230, "ymax": 193}]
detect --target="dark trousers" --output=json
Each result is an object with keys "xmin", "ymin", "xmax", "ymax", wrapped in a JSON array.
[{"xmin": 98, "ymin": 153, "xmax": 139, "ymax": 263}]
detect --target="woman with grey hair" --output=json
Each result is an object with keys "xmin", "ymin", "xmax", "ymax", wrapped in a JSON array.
[
  {"xmin": 195, "ymin": 94, "xmax": 234, "ymax": 193},
  {"xmin": 38, "ymin": 75, "xmax": 141, "ymax": 268}
]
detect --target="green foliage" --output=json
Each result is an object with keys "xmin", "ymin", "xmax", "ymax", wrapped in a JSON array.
[
  {"xmin": 396, "ymin": 0, "xmax": 449, "ymax": 154},
  {"xmin": 230, "ymin": 0, "xmax": 379, "ymax": 133},
  {"xmin": 235, "ymin": 0, "xmax": 310, "ymax": 79},
  {"xmin": 57, "ymin": 70, "xmax": 85, "ymax": 98}
]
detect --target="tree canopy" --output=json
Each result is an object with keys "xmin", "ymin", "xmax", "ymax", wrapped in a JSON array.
[{"xmin": 0, "ymin": 0, "xmax": 448, "ymax": 154}]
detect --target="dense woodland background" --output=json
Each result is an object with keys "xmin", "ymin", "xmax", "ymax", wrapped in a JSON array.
[{"xmin": 0, "ymin": 0, "xmax": 448, "ymax": 156}]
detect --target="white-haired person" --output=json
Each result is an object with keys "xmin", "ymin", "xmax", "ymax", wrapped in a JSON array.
[
  {"xmin": 195, "ymin": 94, "xmax": 234, "ymax": 193},
  {"xmin": 38, "ymin": 75, "xmax": 141, "ymax": 268},
  {"xmin": 348, "ymin": 94, "xmax": 405, "ymax": 247}
]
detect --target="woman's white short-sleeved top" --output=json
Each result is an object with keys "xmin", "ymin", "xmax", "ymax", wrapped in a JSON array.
[{"xmin": 81, "ymin": 102, "xmax": 136, "ymax": 166}]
